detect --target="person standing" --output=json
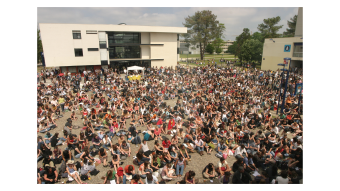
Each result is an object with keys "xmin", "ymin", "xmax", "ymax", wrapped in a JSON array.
[{"xmin": 58, "ymin": 96, "xmax": 65, "ymax": 113}]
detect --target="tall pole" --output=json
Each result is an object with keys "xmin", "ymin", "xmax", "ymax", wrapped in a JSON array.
[
  {"xmin": 280, "ymin": 58, "xmax": 291, "ymax": 113},
  {"xmin": 277, "ymin": 65, "xmax": 285, "ymax": 115},
  {"xmin": 297, "ymin": 93, "xmax": 302, "ymax": 114}
]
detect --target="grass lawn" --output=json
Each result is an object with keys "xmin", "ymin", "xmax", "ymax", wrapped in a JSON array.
[{"xmin": 180, "ymin": 54, "xmax": 237, "ymax": 59}]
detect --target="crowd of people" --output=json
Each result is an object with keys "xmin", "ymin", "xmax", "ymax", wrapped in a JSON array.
[{"xmin": 37, "ymin": 63, "xmax": 303, "ymax": 184}]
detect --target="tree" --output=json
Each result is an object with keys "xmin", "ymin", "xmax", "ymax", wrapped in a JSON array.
[
  {"xmin": 182, "ymin": 10, "xmax": 226, "ymax": 60},
  {"xmin": 215, "ymin": 47, "xmax": 222, "ymax": 54},
  {"xmin": 257, "ymin": 16, "xmax": 283, "ymax": 39},
  {"xmin": 205, "ymin": 43, "xmax": 214, "ymax": 54},
  {"xmin": 227, "ymin": 42, "xmax": 236, "ymax": 54},
  {"xmin": 240, "ymin": 39, "xmax": 263, "ymax": 63},
  {"xmin": 235, "ymin": 28, "xmax": 251, "ymax": 61},
  {"xmin": 283, "ymin": 15, "xmax": 297, "ymax": 37},
  {"xmin": 38, "ymin": 29, "xmax": 43, "ymax": 64},
  {"xmin": 252, "ymin": 32, "xmax": 264, "ymax": 43},
  {"xmin": 212, "ymin": 37, "xmax": 224, "ymax": 54}
]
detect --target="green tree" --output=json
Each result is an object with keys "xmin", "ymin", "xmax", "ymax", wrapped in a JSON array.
[
  {"xmin": 235, "ymin": 28, "xmax": 251, "ymax": 61},
  {"xmin": 240, "ymin": 39, "xmax": 263, "ymax": 63},
  {"xmin": 283, "ymin": 15, "xmax": 297, "ymax": 37},
  {"xmin": 215, "ymin": 47, "xmax": 222, "ymax": 54},
  {"xmin": 227, "ymin": 42, "xmax": 236, "ymax": 54},
  {"xmin": 257, "ymin": 16, "xmax": 283, "ymax": 39},
  {"xmin": 205, "ymin": 43, "xmax": 214, "ymax": 54},
  {"xmin": 251, "ymin": 32, "xmax": 264, "ymax": 43},
  {"xmin": 37, "ymin": 29, "xmax": 43, "ymax": 64},
  {"xmin": 182, "ymin": 10, "xmax": 226, "ymax": 60},
  {"xmin": 212, "ymin": 37, "xmax": 224, "ymax": 54}
]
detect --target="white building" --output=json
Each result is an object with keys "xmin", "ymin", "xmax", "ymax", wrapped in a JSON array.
[
  {"xmin": 39, "ymin": 23, "xmax": 187, "ymax": 73},
  {"xmin": 261, "ymin": 7, "xmax": 303, "ymax": 70},
  {"xmin": 179, "ymin": 40, "xmax": 234, "ymax": 55}
]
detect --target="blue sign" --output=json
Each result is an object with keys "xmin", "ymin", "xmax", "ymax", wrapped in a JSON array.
[
  {"xmin": 284, "ymin": 45, "xmax": 291, "ymax": 52},
  {"xmin": 295, "ymin": 83, "xmax": 303, "ymax": 95}
]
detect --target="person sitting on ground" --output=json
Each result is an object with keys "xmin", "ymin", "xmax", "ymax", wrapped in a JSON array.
[
  {"xmin": 66, "ymin": 160, "xmax": 86, "ymax": 184},
  {"xmin": 137, "ymin": 139, "xmax": 153, "ymax": 157},
  {"xmin": 130, "ymin": 174, "xmax": 144, "ymax": 184},
  {"xmin": 202, "ymin": 163, "xmax": 217, "ymax": 180},
  {"xmin": 43, "ymin": 162, "xmax": 58, "ymax": 184},
  {"xmin": 98, "ymin": 148, "xmax": 108, "ymax": 167},
  {"xmin": 103, "ymin": 170, "xmax": 117, "ymax": 184},
  {"xmin": 120, "ymin": 140, "xmax": 131, "ymax": 158},
  {"xmin": 123, "ymin": 165, "xmax": 135, "ymax": 184},
  {"xmin": 111, "ymin": 153, "xmax": 120, "ymax": 172},
  {"xmin": 219, "ymin": 171, "xmax": 231, "ymax": 184},
  {"xmin": 234, "ymin": 144, "xmax": 248, "ymax": 160},
  {"xmin": 232, "ymin": 166, "xmax": 252, "ymax": 184},
  {"xmin": 161, "ymin": 162, "xmax": 177, "ymax": 181},
  {"xmin": 216, "ymin": 157, "xmax": 231, "ymax": 176},
  {"xmin": 145, "ymin": 173, "xmax": 159, "ymax": 184}
]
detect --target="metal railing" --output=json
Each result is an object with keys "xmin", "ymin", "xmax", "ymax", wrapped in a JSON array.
[{"xmin": 293, "ymin": 52, "xmax": 303, "ymax": 57}]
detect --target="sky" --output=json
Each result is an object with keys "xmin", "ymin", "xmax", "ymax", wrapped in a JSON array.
[{"xmin": 37, "ymin": 7, "xmax": 298, "ymax": 41}]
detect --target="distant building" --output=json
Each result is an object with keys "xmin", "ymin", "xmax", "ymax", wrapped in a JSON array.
[{"xmin": 179, "ymin": 40, "xmax": 234, "ymax": 54}]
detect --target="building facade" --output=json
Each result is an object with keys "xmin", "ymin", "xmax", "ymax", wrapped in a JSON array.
[
  {"xmin": 261, "ymin": 7, "xmax": 303, "ymax": 71},
  {"xmin": 39, "ymin": 23, "xmax": 186, "ymax": 73},
  {"xmin": 179, "ymin": 40, "xmax": 234, "ymax": 55}
]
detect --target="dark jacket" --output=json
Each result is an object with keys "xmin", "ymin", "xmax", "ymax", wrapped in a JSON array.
[{"xmin": 232, "ymin": 170, "xmax": 252, "ymax": 184}]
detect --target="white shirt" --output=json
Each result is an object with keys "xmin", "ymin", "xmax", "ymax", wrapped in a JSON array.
[
  {"xmin": 145, "ymin": 175, "xmax": 158, "ymax": 184},
  {"xmin": 276, "ymin": 176, "xmax": 289, "ymax": 184},
  {"xmin": 235, "ymin": 146, "xmax": 247, "ymax": 156}
]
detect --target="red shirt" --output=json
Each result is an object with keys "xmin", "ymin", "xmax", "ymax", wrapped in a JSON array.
[
  {"xmin": 83, "ymin": 111, "xmax": 88, "ymax": 116},
  {"xmin": 168, "ymin": 119, "xmax": 175, "ymax": 130},
  {"xmin": 124, "ymin": 165, "xmax": 135, "ymax": 174},
  {"xmin": 156, "ymin": 118, "xmax": 163, "ymax": 125},
  {"xmin": 162, "ymin": 140, "xmax": 171, "ymax": 148}
]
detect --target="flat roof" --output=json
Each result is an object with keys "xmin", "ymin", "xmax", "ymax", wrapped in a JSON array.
[{"xmin": 39, "ymin": 23, "xmax": 187, "ymax": 34}]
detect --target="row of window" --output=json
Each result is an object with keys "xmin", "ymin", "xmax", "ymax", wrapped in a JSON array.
[
  {"xmin": 72, "ymin": 30, "xmax": 98, "ymax": 39},
  {"xmin": 75, "ymin": 46, "xmax": 142, "ymax": 59},
  {"xmin": 74, "ymin": 48, "xmax": 99, "ymax": 57}
]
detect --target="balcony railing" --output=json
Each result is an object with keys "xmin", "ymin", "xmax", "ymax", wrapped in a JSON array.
[{"xmin": 293, "ymin": 52, "xmax": 303, "ymax": 57}]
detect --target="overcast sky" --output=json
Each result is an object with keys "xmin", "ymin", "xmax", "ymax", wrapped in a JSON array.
[{"xmin": 37, "ymin": 7, "xmax": 299, "ymax": 41}]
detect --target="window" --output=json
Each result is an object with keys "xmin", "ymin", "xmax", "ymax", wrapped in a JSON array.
[
  {"xmin": 88, "ymin": 48, "xmax": 99, "ymax": 51},
  {"xmin": 109, "ymin": 46, "xmax": 140, "ymax": 59},
  {"xmin": 72, "ymin": 31, "xmax": 81, "ymax": 39},
  {"xmin": 74, "ymin": 49, "xmax": 83, "ymax": 57},
  {"xmin": 107, "ymin": 32, "xmax": 140, "ymax": 44}
]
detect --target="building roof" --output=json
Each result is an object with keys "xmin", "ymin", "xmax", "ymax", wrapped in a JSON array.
[{"xmin": 39, "ymin": 23, "xmax": 187, "ymax": 34}]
